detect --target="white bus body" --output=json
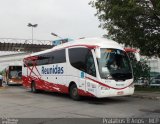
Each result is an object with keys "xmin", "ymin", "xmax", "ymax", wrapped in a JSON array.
[{"xmin": 22, "ymin": 38, "xmax": 134, "ymax": 100}]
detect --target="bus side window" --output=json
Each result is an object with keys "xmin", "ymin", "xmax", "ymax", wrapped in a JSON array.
[
  {"xmin": 86, "ymin": 51, "xmax": 96, "ymax": 77},
  {"xmin": 69, "ymin": 48, "xmax": 88, "ymax": 72},
  {"xmin": 69, "ymin": 48, "xmax": 96, "ymax": 77}
]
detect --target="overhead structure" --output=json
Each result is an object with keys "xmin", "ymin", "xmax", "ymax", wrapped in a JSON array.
[
  {"xmin": 0, "ymin": 52, "xmax": 28, "ymax": 63},
  {"xmin": 0, "ymin": 38, "xmax": 53, "ymax": 52}
]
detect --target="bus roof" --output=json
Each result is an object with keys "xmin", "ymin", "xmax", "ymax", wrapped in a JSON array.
[{"xmin": 26, "ymin": 37, "xmax": 124, "ymax": 57}]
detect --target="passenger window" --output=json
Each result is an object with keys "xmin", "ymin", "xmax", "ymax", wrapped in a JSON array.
[
  {"xmin": 69, "ymin": 48, "xmax": 96, "ymax": 77},
  {"xmin": 36, "ymin": 49, "xmax": 66, "ymax": 65}
]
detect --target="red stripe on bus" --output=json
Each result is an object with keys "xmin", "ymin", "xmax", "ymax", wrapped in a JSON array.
[{"xmin": 22, "ymin": 75, "xmax": 95, "ymax": 97}]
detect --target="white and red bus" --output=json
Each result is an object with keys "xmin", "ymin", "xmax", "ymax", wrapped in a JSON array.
[{"xmin": 22, "ymin": 38, "xmax": 134, "ymax": 100}]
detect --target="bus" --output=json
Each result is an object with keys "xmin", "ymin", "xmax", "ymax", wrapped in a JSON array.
[
  {"xmin": 22, "ymin": 38, "xmax": 134, "ymax": 100},
  {"xmin": 3, "ymin": 65, "xmax": 22, "ymax": 85}
]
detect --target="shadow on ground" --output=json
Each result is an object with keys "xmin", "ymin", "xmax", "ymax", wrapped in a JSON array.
[{"xmin": 25, "ymin": 89, "xmax": 130, "ymax": 105}]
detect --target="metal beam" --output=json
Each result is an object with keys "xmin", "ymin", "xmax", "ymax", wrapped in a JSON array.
[{"xmin": 0, "ymin": 38, "xmax": 54, "ymax": 52}]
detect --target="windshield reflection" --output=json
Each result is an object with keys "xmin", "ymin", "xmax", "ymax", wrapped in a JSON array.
[{"xmin": 98, "ymin": 48, "xmax": 132, "ymax": 80}]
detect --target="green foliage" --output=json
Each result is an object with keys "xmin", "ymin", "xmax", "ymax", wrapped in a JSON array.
[
  {"xmin": 135, "ymin": 86, "xmax": 160, "ymax": 92},
  {"xmin": 125, "ymin": 52, "xmax": 150, "ymax": 81},
  {"xmin": 90, "ymin": 0, "xmax": 160, "ymax": 57},
  {"xmin": 0, "ymin": 70, "xmax": 5, "ymax": 76},
  {"xmin": 131, "ymin": 59, "xmax": 150, "ymax": 81}
]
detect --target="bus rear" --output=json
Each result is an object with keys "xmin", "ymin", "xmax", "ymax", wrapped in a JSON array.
[{"xmin": 4, "ymin": 66, "xmax": 22, "ymax": 85}]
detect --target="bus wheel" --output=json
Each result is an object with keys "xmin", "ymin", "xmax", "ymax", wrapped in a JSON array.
[
  {"xmin": 69, "ymin": 84, "xmax": 80, "ymax": 100},
  {"xmin": 31, "ymin": 82, "xmax": 38, "ymax": 93},
  {"xmin": 6, "ymin": 81, "xmax": 9, "ymax": 86}
]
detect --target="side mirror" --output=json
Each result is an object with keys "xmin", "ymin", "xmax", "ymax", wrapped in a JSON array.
[
  {"xmin": 124, "ymin": 48, "xmax": 140, "ymax": 61},
  {"xmin": 135, "ymin": 52, "xmax": 140, "ymax": 61},
  {"xmin": 95, "ymin": 47, "xmax": 101, "ymax": 58}
]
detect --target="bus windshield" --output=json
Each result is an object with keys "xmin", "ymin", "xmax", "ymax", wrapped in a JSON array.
[
  {"xmin": 98, "ymin": 48, "xmax": 132, "ymax": 80},
  {"xmin": 9, "ymin": 66, "xmax": 22, "ymax": 79}
]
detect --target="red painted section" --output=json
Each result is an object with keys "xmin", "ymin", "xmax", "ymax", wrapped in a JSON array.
[
  {"xmin": 22, "ymin": 75, "xmax": 68, "ymax": 93},
  {"xmin": 124, "ymin": 48, "xmax": 138, "ymax": 53},
  {"xmin": 78, "ymin": 89, "xmax": 95, "ymax": 97},
  {"xmin": 85, "ymin": 77, "xmax": 133, "ymax": 90},
  {"xmin": 24, "ymin": 56, "xmax": 38, "ymax": 61},
  {"xmin": 22, "ymin": 75, "xmax": 95, "ymax": 97}
]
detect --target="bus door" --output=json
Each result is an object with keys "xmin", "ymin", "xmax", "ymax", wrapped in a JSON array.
[
  {"xmin": 85, "ymin": 50, "xmax": 97, "ymax": 94},
  {"xmin": 77, "ymin": 48, "xmax": 97, "ymax": 94},
  {"xmin": 78, "ymin": 71, "xmax": 86, "ymax": 92},
  {"xmin": 68, "ymin": 47, "xmax": 96, "ymax": 94}
]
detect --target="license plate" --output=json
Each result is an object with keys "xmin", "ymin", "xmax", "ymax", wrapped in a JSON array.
[{"xmin": 117, "ymin": 91, "xmax": 124, "ymax": 95}]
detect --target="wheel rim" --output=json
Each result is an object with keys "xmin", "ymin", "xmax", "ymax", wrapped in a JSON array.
[
  {"xmin": 72, "ymin": 87, "xmax": 78, "ymax": 97},
  {"xmin": 32, "ymin": 83, "xmax": 35, "ymax": 92}
]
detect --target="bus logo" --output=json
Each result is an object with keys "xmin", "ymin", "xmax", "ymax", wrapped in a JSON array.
[{"xmin": 41, "ymin": 65, "xmax": 64, "ymax": 75}]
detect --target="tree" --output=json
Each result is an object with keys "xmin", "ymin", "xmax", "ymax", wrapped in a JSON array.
[
  {"xmin": 131, "ymin": 59, "xmax": 150, "ymax": 82},
  {"xmin": 127, "ymin": 52, "xmax": 150, "ymax": 82},
  {"xmin": 90, "ymin": 0, "xmax": 160, "ymax": 57}
]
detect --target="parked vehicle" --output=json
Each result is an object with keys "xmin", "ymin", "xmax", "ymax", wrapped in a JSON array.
[
  {"xmin": 3, "ymin": 65, "xmax": 22, "ymax": 85},
  {"xmin": 0, "ymin": 75, "xmax": 2, "ymax": 87},
  {"xmin": 134, "ymin": 77, "xmax": 149, "ymax": 87},
  {"xmin": 150, "ymin": 75, "xmax": 160, "ymax": 88}
]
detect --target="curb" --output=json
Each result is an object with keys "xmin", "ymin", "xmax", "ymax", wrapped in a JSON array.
[{"xmin": 132, "ymin": 94, "xmax": 160, "ymax": 100}]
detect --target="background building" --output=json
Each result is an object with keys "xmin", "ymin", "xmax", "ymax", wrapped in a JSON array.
[{"xmin": 146, "ymin": 57, "xmax": 160, "ymax": 78}]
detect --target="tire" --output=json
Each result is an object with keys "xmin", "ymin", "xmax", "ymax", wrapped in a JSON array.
[
  {"xmin": 0, "ymin": 80, "xmax": 2, "ymax": 87},
  {"xmin": 6, "ymin": 81, "xmax": 9, "ymax": 86},
  {"xmin": 31, "ymin": 82, "xmax": 38, "ymax": 93},
  {"xmin": 69, "ymin": 84, "xmax": 80, "ymax": 100}
]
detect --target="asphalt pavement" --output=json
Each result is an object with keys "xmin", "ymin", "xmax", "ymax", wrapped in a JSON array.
[
  {"xmin": 133, "ymin": 91, "xmax": 160, "ymax": 100},
  {"xmin": 0, "ymin": 86, "xmax": 160, "ymax": 118}
]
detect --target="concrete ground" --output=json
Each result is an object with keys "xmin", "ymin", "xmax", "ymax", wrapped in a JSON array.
[
  {"xmin": 0, "ymin": 86, "xmax": 160, "ymax": 123},
  {"xmin": 133, "ymin": 91, "xmax": 160, "ymax": 100}
]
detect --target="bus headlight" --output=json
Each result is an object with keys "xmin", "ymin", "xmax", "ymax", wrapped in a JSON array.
[{"xmin": 107, "ymin": 74, "xmax": 112, "ymax": 79}]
